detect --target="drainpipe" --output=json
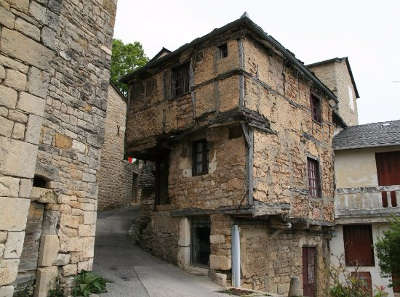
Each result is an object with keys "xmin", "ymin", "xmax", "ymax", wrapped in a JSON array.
[{"xmin": 231, "ymin": 225, "xmax": 241, "ymax": 288}]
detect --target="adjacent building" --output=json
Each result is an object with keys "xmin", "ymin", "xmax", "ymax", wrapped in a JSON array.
[
  {"xmin": 332, "ymin": 121, "xmax": 400, "ymax": 297},
  {"xmin": 122, "ymin": 15, "xmax": 340, "ymax": 296}
]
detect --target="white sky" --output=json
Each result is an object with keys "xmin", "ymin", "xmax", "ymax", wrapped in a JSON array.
[{"xmin": 113, "ymin": 0, "xmax": 400, "ymax": 125}]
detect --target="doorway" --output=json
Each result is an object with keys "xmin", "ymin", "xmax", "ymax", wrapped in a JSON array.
[
  {"xmin": 191, "ymin": 216, "xmax": 210, "ymax": 267},
  {"xmin": 302, "ymin": 247, "xmax": 317, "ymax": 297}
]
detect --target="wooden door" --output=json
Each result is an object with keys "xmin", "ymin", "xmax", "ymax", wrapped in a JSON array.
[
  {"xmin": 376, "ymin": 151, "xmax": 400, "ymax": 207},
  {"xmin": 303, "ymin": 247, "xmax": 317, "ymax": 297}
]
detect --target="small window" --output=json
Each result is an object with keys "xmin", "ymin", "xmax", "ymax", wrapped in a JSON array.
[
  {"xmin": 172, "ymin": 63, "xmax": 190, "ymax": 97},
  {"xmin": 192, "ymin": 140, "xmax": 208, "ymax": 176},
  {"xmin": 33, "ymin": 175, "xmax": 50, "ymax": 188},
  {"xmin": 218, "ymin": 43, "xmax": 228, "ymax": 59},
  {"xmin": 145, "ymin": 79, "xmax": 156, "ymax": 97},
  {"xmin": 229, "ymin": 126, "xmax": 242, "ymax": 139},
  {"xmin": 307, "ymin": 157, "xmax": 321, "ymax": 198},
  {"xmin": 310, "ymin": 94, "xmax": 322, "ymax": 123},
  {"xmin": 343, "ymin": 225, "xmax": 375, "ymax": 266}
]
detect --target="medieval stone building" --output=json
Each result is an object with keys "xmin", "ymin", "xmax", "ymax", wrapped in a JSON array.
[
  {"xmin": 0, "ymin": 0, "xmax": 117, "ymax": 296},
  {"xmin": 97, "ymin": 83, "xmax": 138, "ymax": 211},
  {"xmin": 122, "ymin": 15, "xmax": 345, "ymax": 296}
]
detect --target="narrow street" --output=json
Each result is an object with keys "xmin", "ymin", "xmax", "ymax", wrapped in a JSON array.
[{"xmin": 93, "ymin": 207, "xmax": 228, "ymax": 297}]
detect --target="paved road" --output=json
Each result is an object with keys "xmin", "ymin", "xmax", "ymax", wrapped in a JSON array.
[{"xmin": 93, "ymin": 207, "xmax": 228, "ymax": 297}]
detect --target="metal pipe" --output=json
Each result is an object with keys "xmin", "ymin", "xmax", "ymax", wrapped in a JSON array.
[{"xmin": 231, "ymin": 225, "xmax": 241, "ymax": 288}]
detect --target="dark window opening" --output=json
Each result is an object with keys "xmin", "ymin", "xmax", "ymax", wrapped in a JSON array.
[
  {"xmin": 229, "ymin": 126, "xmax": 242, "ymax": 139},
  {"xmin": 172, "ymin": 63, "xmax": 190, "ymax": 97},
  {"xmin": 307, "ymin": 158, "xmax": 322, "ymax": 198},
  {"xmin": 191, "ymin": 217, "xmax": 210, "ymax": 267},
  {"xmin": 310, "ymin": 94, "xmax": 322, "ymax": 123},
  {"xmin": 132, "ymin": 81, "xmax": 144, "ymax": 99},
  {"xmin": 33, "ymin": 175, "xmax": 50, "ymax": 188},
  {"xmin": 218, "ymin": 43, "xmax": 228, "ymax": 58},
  {"xmin": 192, "ymin": 140, "xmax": 208, "ymax": 176},
  {"xmin": 343, "ymin": 225, "xmax": 375, "ymax": 266},
  {"xmin": 155, "ymin": 156, "xmax": 169, "ymax": 205},
  {"xmin": 145, "ymin": 79, "xmax": 156, "ymax": 97}
]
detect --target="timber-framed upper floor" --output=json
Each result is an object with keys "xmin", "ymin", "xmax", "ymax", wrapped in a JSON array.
[{"xmin": 122, "ymin": 15, "xmax": 339, "ymax": 224}]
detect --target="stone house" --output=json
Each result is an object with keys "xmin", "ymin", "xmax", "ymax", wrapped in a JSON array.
[
  {"xmin": 122, "ymin": 15, "xmax": 343, "ymax": 296},
  {"xmin": 331, "ymin": 121, "xmax": 400, "ymax": 297},
  {"xmin": 97, "ymin": 83, "xmax": 139, "ymax": 211},
  {"xmin": 0, "ymin": 0, "xmax": 117, "ymax": 296}
]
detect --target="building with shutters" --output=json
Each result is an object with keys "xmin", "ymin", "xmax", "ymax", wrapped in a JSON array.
[
  {"xmin": 122, "ymin": 14, "xmax": 346, "ymax": 297},
  {"xmin": 331, "ymin": 121, "xmax": 400, "ymax": 297}
]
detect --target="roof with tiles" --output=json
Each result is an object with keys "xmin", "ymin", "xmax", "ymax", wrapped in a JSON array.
[{"xmin": 333, "ymin": 120, "xmax": 400, "ymax": 150}]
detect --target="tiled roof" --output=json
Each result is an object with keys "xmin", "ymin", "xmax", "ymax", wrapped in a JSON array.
[{"xmin": 333, "ymin": 120, "xmax": 400, "ymax": 150}]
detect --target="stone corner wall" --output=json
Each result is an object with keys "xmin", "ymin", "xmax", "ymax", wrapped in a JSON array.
[
  {"xmin": 0, "ymin": 0, "xmax": 118, "ymax": 296},
  {"xmin": 97, "ymin": 85, "xmax": 135, "ymax": 211}
]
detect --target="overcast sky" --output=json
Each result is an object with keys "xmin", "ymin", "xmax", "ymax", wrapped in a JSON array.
[{"xmin": 113, "ymin": 0, "xmax": 400, "ymax": 125}]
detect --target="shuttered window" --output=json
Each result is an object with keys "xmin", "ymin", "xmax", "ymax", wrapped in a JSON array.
[
  {"xmin": 376, "ymin": 151, "xmax": 400, "ymax": 207},
  {"xmin": 307, "ymin": 158, "xmax": 322, "ymax": 198},
  {"xmin": 172, "ymin": 63, "xmax": 190, "ymax": 97},
  {"xmin": 192, "ymin": 140, "xmax": 208, "ymax": 176},
  {"xmin": 310, "ymin": 94, "xmax": 322, "ymax": 123},
  {"xmin": 343, "ymin": 225, "xmax": 375, "ymax": 266}
]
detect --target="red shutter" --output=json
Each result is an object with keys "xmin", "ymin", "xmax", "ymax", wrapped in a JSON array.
[
  {"xmin": 343, "ymin": 225, "xmax": 375, "ymax": 266},
  {"xmin": 376, "ymin": 151, "xmax": 400, "ymax": 207}
]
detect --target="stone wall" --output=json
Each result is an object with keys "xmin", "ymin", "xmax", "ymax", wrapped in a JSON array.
[
  {"xmin": 240, "ymin": 224, "xmax": 330, "ymax": 295},
  {"xmin": 243, "ymin": 37, "xmax": 335, "ymax": 222},
  {"xmin": 98, "ymin": 85, "xmax": 135, "ymax": 211},
  {"xmin": 309, "ymin": 59, "xmax": 359, "ymax": 126},
  {"xmin": 0, "ymin": 0, "xmax": 117, "ymax": 296}
]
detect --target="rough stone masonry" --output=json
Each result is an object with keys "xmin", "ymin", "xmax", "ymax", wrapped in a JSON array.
[{"xmin": 0, "ymin": 0, "xmax": 117, "ymax": 296}]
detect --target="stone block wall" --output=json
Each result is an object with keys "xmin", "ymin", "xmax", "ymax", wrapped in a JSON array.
[
  {"xmin": 0, "ymin": 0, "xmax": 117, "ymax": 296},
  {"xmin": 240, "ymin": 223, "xmax": 330, "ymax": 296},
  {"xmin": 98, "ymin": 85, "xmax": 135, "ymax": 211}
]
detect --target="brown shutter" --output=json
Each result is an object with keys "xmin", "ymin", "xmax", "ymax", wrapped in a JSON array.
[
  {"xmin": 343, "ymin": 225, "xmax": 375, "ymax": 266},
  {"xmin": 303, "ymin": 247, "xmax": 317, "ymax": 297},
  {"xmin": 376, "ymin": 151, "xmax": 400, "ymax": 207}
]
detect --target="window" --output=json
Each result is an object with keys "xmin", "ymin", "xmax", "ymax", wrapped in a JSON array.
[
  {"xmin": 343, "ymin": 225, "xmax": 375, "ymax": 266},
  {"xmin": 310, "ymin": 94, "xmax": 322, "ymax": 123},
  {"xmin": 376, "ymin": 151, "xmax": 400, "ymax": 207},
  {"xmin": 307, "ymin": 158, "xmax": 321, "ymax": 198},
  {"xmin": 145, "ymin": 78, "xmax": 156, "ymax": 97},
  {"xmin": 172, "ymin": 63, "xmax": 190, "ymax": 97},
  {"xmin": 192, "ymin": 140, "xmax": 208, "ymax": 176},
  {"xmin": 33, "ymin": 175, "xmax": 50, "ymax": 188},
  {"xmin": 218, "ymin": 43, "xmax": 228, "ymax": 58}
]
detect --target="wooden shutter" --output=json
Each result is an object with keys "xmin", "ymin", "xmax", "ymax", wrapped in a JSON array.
[
  {"xmin": 303, "ymin": 247, "xmax": 317, "ymax": 297},
  {"xmin": 351, "ymin": 272, "xmax": 372, "ymax": 296},
  {"xmin": 376, "ymin": 151, "xmax": 400, "ymax": 207},
  {"xmin": 343, "ymin": 225, "xmax": 375, "ymax": 266},
  {"xmin": 307, "ymin": 158, "xmax": 321, "ymax": 198}
]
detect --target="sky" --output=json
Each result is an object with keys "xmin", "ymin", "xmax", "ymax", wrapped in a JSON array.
[{"xmin": 113, "ymin": 0, "xmax": 400, "ymax": 125}]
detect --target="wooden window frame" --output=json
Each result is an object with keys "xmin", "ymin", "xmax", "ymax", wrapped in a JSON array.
[
  {"xmin": 218, "ymin": 43, "xmax": 228, "ymax": 59},
  {"xmin": 343, "ymin": 225, "xmax": 375, "ymax": 267},
  {"xmin": 192, "ymin": 139, "xmax": 209, "ymax": 176},
  {"xmin": 307, "ymin": 157, "xmax": 322, "ymax": 198},
  {"xmin": 310, "ymin": 94, "xmax": 322, "ymax": 123},
  {"xmin": 172, "ymin": 63, "xmax": 190, "ymax": 97}
]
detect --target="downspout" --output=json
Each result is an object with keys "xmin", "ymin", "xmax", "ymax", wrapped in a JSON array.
[{"xmin": 231, "ymin": 224, "xmax": 241, "ymax": 288}]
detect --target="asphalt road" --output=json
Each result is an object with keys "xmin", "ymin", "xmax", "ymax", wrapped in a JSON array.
[{"xmin": 93, "ymin": 207, "xmax": 228, "ymax": 297}]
